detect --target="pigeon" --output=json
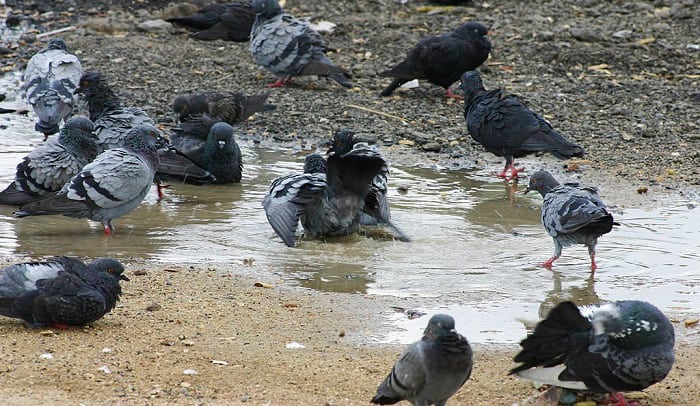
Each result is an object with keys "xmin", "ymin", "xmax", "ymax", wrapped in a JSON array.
[
  {"xmin": 461, "ymin": 70, "xmax": 585, "ymax": 181},
  {"xmin": 262, "ymin": 139, "xmax": 385, "ymax": 247},
  {"xmin": 23, "ymin": 38, "xmax": 83, "ymax": 139},
  {"xmin": 0, "ymin": 116, "xmax": 99, "ymax": 206},
  {"xmin": 14, "ymin": 124, "xmax": 163, "ymax": 235},
  {"xmin": 525, "ymin": 170, "xmax": 617, "ymax": 271},
  {"xmin": 329, "ymin": 129, "xmax": 410, "ymax": 242},
  {"xmin": 250, "ymin": 0, "xmax": 353, "ymax": 88},
  {"xmin": 380, "ymin": 22, "xmax": 491, "ymax": 99},
  {"xmin": 172, "ymin": 90, "xmax": 276, "ymax": 124},
  {"xmin": 371, "ymin": 314, "xmax": 473, "ymax": 405},
  {"xmin": 0, "ymin": 256, "xmax": 128, "ymax": 327},
  {"xmin": 74, "ymin": 71, "xmax": 155, "ymax": 153},
  {"xmin": 166, "ymin": 1, "xmax": 255, "ymax": 42},
  {"xmin": 511, "ymin": 301, "xmax": 675, "ymax": 406},
  {"xmin": 161, "ymin": 116, "xmax": 243, "ymax": 183}
]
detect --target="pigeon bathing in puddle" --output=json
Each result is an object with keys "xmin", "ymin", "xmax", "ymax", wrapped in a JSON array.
[
  {"xmin": 74, "ymin": 71, "xmax": 155, "ymax": 153},
  {"xmin": 371, "ymin": 314, "xmax": 473, "ymax": 406},
  {"xmin": 166, "ymin": 1, "xmax": 255, "ymax": 42},
  {"xmin": 525, "ymin": 170, "xmax": 617, "ymax": 272},
  {"xmin": 14, "ymin": 124, "xmax": 163, "ymax": 236},
  {"xmin": 380, "ymin": 22, "xmax": 491, "ymax": 99},
  {"xmin": 250, "ymin": 0, "xmax": 353, "ymax": 88},
  {"xmin": 172, "ymin": 91, "xmax": 276, "ymax": 124},
  {"xmin": 262, "ymin": 138, "xmax": 385, "ymax": 247},
  {"xmin": 0, "ymin": 256, "xmax": 128, "ymax": 327},
  {"xmin": 460, "ymin": 70, "xmax": 584, "ymax": 181},
  {"xmin": 511, "ymin": 300, "xmax": 675, "ymax": 406},
  {"xmin": 23, "ymin": 38, "xmax": 83, "ymax": 139},
  {"xmin": 0, "ymin": 116, "xmax": 98, "ymax": 206}
]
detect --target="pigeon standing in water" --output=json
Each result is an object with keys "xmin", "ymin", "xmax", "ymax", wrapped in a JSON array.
[
  {"xmin": 14, "ymin": 124, "xmax": 163, "ymax": 235},
  {"xmin": 250, "ymin": 0, "xmax": 353, "ymax": 88},
  {"xmin": 263, "ymin": 139, "xmax": 385, "ymax": 247},
  {"xmin": 380, "ymin": 22, "xmax": 491, "ymax": 99},
  {"xmin": 371, "ymin": 314, "xmax": 473, "ymax": 405},
  {"xmin": 23, "ymin": 38, "xmax": 83, "ymax": 139},
  {"xmin": 172, "ymin": 91, "xmax": 276, "ymax": 124},
  {"xmin": 511, "ymin": 301, "xmax": 675, "ymax": 406},
  {"xmin": 525, "ymin": 170, "xmax": 617, "ymax": 271},
  {"xmin": 461, "ymin": 70, "xmax": 584, "ymax": 181},
  {"xmin": 330, "ymin": 129, "xmax": 410, "ymax": 242},
  {"xmin": 166, "ymin": 1, "xmax": 255, "ymax": 42},
  {"xmin": 0, "ymin": 116, "xmax": 98, "ymax": 205},
  {"xmin": 0, "ymin": 256, "xmax": 128, "ymax": 327},
  {"xmin": 74, "ymin": 71, "xmax": 155, "ymax": 153}
]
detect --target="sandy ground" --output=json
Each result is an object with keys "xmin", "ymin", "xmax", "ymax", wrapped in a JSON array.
[{"xmin": 0, "ymin": 0, "xmax": 699, "ymax": 404}]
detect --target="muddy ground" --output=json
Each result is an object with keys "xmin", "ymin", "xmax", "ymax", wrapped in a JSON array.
[{"xmin": 0, "ymin": 0, "xmax": 699, "ymax": 404}]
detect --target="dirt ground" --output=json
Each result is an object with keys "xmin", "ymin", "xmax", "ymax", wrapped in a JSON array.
[{"xmin": 1, "ymin": 0, "xmax": 699, "ymax": 404}]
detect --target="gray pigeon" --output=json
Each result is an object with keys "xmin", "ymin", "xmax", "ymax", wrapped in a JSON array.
[
  {"xmin": 250, "ymin": 0, "xmax": 352, "ymax": 88},
  {"xmin": 0, "ymin": 116, "xmax": 98, "ymax": 206},
  {"xmin": 371, "ymin": 314, "xmax": 473, "ymax": 406},
  {"xmin": 166, "ymin": 1, "xmax": 255, "ymax": 42},
  {"xmin": 164, "ymin": 117, "xmax": 243, "ymax": 183},
  {"xmin": 14, "ymin": 124, "xmax": 163, "ymax": 235},
  {"xmin": 0, "ymin": 256, "xmax": 128, "ymax": 327},
  {"xmin": 511, "ymin": 301, "xmax": 675, "ymax": 405},
  {"xmin": 172, "ymin": 90, "xmax": 276, "ymax": 124},
  {"xmin": 262, "ymin": 139, "xmax": 385, "ymax": 247},
  {"xmin": 74, "ymin": 71, "xmax": 155, "ymax": 153},
  {"xmin": 525, "ymin": 170, "xmax": 617, "ymax": 271},
  {"xmin": 23, "ymin": 38, "xmax": 83, "ymax": 139},
  {"xmin": 461, "ymin": 70, "xmax": 584, "ymax": 181}
]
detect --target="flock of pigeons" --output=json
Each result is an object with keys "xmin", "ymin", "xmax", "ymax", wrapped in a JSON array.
[{"xmin": 0, "ymin": 0, "xmax": 677, "ymax": 404}]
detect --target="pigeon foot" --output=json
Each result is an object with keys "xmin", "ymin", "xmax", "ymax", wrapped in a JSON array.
[
  {"xmin": 267, "ymin": 77, "xmax": 293, "ymax": 88},
  {"xmin": 445, "ymin": 88, "xmax": 464, "ymax": 100}
]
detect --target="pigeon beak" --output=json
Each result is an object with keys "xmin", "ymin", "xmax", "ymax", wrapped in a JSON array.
[
  {"xmin": 218, "ymin": 140, "xmax": 226, "ymax": 149},
  {"xmin": 487, "ymin": 29, "xmax": 496, "ymax": 36},
  {"xmin": 120, "ymin": 275, "xmax": 130, "ymax": 282}
]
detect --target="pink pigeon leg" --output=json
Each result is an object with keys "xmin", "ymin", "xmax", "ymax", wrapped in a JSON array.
[{"xmin": 445, "ymin": 88, "xmax": 464, "ymax": 100}]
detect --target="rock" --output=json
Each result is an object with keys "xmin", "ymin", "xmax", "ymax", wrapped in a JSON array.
[
  {"xmin": 159, "ymin": 3, "xmax": 200, "ymax": 20},
  {"xmin": 137, "ymin": 19, "xmax": 172, "ymax": 32},
  {"xmin": 422, "ymin": 142, "xmax": 442, "ymax": 152},
  {"xmin": 612, "ymin": 29, "xmax": 633, "ymax": 39},
  {"xmin": 570, "ymin": 27, "xmax": 603, "ymax": 42},
  {"xmin": 537, "ymin": 31, "xmax": 555, "ymax": 41}
]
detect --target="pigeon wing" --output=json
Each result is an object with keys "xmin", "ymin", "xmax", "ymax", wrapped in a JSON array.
[
  {"xmin": 372, "ymin": 341, "xmax": 426, "ymax": 403},
  {"xmin": 32, "ymin": 271, "xmax": 107, "ymax": 325}
]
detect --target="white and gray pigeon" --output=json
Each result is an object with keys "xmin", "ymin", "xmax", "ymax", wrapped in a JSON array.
[
  {"xmin": 511, "ymin": 300, "xmax": 675, "ymax": 405},
  {"xmin": 371, "ymin": 314, "xmax": 473, "ymax": 406},
  {"xmin": 249, "ymin": 0, "xmax": 353, "ymax": 88},
  {"xmin": 525, "ymin": 170, "xmax": 617, "ymax": 272},
  {"xmin": 23, "ymin": 38, "xmax": 83, "ymax": 139},
  {"xmin": 262, "ymin": 137, "xmax": 385, "ymax": 247},
  {"xmin": 0, "ymin": 116, "xmax": 98, "ymax": 206},
  {"xmin": 0, "ymin": 256, "xmax": 128, "ymax": 327},
  {"xmin": 74, "ymin": 71, "xmax": 155, "ymax": 153},
  {"xmin": 14, "ymin": 124, "xmax": 163, "ymax": 235}
]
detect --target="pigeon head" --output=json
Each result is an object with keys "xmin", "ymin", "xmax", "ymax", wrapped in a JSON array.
[
  {"xmin": 207, "ymin": 122, "xmax": 235, "ymax": 150},
  {"xmin": 124, "ymin": 124, "xmax": 163, "ymax": 154},
  {"xmin": 303, "ymin": 153, "xmax": 327, "ymax": 174},
  {"xmin": 45, "ymin": 38, "xmax": 68, "ymax": 51},
  {"xmin": 59, "ymin": 116, "xmax": 99, "ymax": 154},
  {"xmin": 63, "ymin": 116, "xmax": 96, "ymax": 136},
  {"xmin": 590, "ymin": 301, "xmax": 675, "ymax": 350},
  {"xmin": 454, "ymin": 22, "xmax": 490, "ymax": 40},
  {"xmin": 75, "ymin": 71, "xmax": 109, "ymax": 97},
  {"xmin": 423, "ymin": 314, "xmax": 457, "ymax": 340},
  {"xmin": 172, "ymin": 95, "xmax": 190, "ymax": 117},
  {"xmin": 90, "ymin": 257, "xmax": 129, "ymax": 282},
  {"xmin": 460, "ymin": 70, "xmax": 486, "ymax": 102},
  {"xmin": 524, "ymin": 170, "xmax": 561, "ymax": 197},
  {"xmin": 329, "ymin": 128, "xmax": 356, "ymax": 156},
  {"xmin": 252, "ymin": 0, "xmax": 282, "ymax": 18}
]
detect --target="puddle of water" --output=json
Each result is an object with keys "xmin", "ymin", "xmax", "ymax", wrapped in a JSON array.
[{"xmin": 0, "ymin": 76, "xmax": 698, "ymax": 346}]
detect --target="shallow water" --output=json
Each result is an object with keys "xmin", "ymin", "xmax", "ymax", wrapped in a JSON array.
[{"xmin": 0, "ymin": 87, "xmax": 699, "ymax": 345}]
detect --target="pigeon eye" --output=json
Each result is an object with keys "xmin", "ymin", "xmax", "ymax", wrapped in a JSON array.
[{"xmin": 107, "ymin": 268, "xmax": 115, "ymax": 274}]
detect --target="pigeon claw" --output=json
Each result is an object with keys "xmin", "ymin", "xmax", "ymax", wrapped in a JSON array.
[
  {"xmin": 540, "ymin": 256, "xmax": 558, "ymax": 269},
  {"xmin": 267, "ymin": 77, "xmax": 293, "ymax": 88},
  {"xmin": 608, "ymin": 392, "xmax": 639, "ymax": 406},
  {"xmin": 51, "ymin": 323, "xmax": 70, "ymax": 330},
  {"xmin": 445, "ymin": 88, "xmax": 464, "ymax": 100}
]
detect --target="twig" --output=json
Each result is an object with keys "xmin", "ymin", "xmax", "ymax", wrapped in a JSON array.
[
  {"xmin": 346, "ymin": 104, "xmax": 408, "ymax": 124},
  {"xmin": 37, "ymin": 26, "xmax": 76, "ymax": 39}
]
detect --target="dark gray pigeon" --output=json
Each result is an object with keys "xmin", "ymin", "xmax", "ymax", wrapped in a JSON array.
[
  {"xmin": 167, "ymin": 1, "xmax": 255, "ymax": 42},
  {"xmin": 14, "ymin": 124, "xmax": 163, "ymax": 235},
  {"xmin": 511, "ymin": 301, "xmax": 675, "ymax": 405},
  {"xmin": 461, "ymin": 70, "xmax": 584, "ymax": 181},
  {"xmin": 380, "ymin": 22, "xmax": 491, "ymax": 99},
  {"xmin": 250, "ymin": 0, "xmax": 353, "ymax": 88},
  {"xmin": 162, "ymin": 116, "xmax": 243, "ymax": 183},
  {"xmin": 525, "ymin": 170, "xmax": 617, "ymax": 271},
  {"xmin": 262, "ymin": 138, "xmax": 385, "ymax": 247},
  {"xmin": 371, "ymin": 314, "xmax": 473, "ymax": 405},
  {"xmin": 23, "ymin": 38, "xmax": 83, "ymax": 139},
  {"xmin": 172, "ymin": 90, "xmax": 275, "ymax": 124},
  {"xmin": 0, "ymin": 256, "xmax": 128, "ymax": 327},
  {"xmin": 74, "ymin": 71, "xmax": 155, "ymax": 153},
  {"xmin": 0, "ymin": 116, "xmax": 98, "ymax": 205},
  {"xmin": 330, "ymin": 129, "xmax": 410, "ymax": 242}
]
